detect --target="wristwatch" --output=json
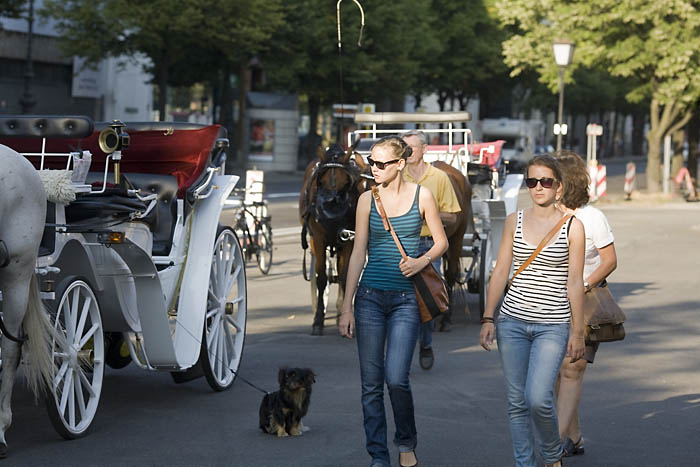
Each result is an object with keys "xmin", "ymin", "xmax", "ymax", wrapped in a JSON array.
[
  {"xmin": 425, "ymin": 254, "xmax": 433, "ymax": 264},
  {"xmin": 584, "ymin": 281, "xmax": 591, "ymax": 293}
]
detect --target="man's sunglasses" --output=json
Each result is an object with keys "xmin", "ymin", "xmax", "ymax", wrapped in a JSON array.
[
  {"xmin": 525, "ymin": 177, "xmax": 556, "ymax": 189},
  {"xmin": 367, "ymin": 157, "xmax": 401, "ymax": 170}
]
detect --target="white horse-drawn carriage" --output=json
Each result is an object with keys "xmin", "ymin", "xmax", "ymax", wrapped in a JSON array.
[
  {"xmin": 0, "ymin": 116, "xmax": 246, "ymax": 451},
  {"xmin": 350, "ymin": 111, "xmax": 524, "ymax": 316}
]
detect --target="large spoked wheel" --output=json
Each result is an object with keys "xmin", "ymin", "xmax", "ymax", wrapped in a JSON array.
[
  {"xmin": 46, "ymin": 277, "xmax": 104, "ymax": 439},
  {"xmin": 201, "ymin": 227, "xmax": 247, "ymax": 391},
  {"xmin": 255, "ymin": 221, "xmax": 273, "ymax": 275},
  {"xmin": 478, "ymin": 236, "xmax": 490, "ymax": 318}
]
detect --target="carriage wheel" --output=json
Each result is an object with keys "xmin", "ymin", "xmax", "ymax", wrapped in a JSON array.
[
  {"xmin": 201, "ymin": 227, "xmax": 247, "ymax": 391},
  {"xmin": 478, "ymin": 236, "xmax": 490, "ymax": 318},
  {"xmin": 255, "ymin": 222, "xmax": 273, "ymax": 275},
  {"xmin": 46, "ymin": 277, "xmax": 104, "ymax": 439}
]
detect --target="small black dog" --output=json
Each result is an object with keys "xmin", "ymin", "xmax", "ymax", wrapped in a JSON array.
[{"xmin": 259, "ymin": 367, "xmax": 315, "ymax": 437}]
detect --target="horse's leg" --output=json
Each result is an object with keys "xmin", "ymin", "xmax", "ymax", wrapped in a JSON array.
[
  {"xmin": 335, "ymin": 242, "xmax": 353, "ymax": 322},
  {"xmin": 310, "ymin": 240, "xmax": 328, "ymax": 336},
  {"xmin": 0, "ymin": 272, "xmax": 32, "ymax": 458}
]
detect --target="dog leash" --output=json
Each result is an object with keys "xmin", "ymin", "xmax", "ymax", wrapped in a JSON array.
[{"xmin": 173, "ymin": 316, "xmax": 270, "ymax": 395}]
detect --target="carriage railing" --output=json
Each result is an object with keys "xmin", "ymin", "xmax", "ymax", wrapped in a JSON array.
[
  {"xmin": 20, "ymin": 144, "xmax": 161, "ymax": 224},
  {"xmin": 349, "ymin": 127, "xmax": 473, "ymax": 174}
]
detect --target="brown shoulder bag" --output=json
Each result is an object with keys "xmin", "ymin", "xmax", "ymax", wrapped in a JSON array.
[{"xmin": 371, "ymin": 186, "xmax": 449, "ymax": 323}]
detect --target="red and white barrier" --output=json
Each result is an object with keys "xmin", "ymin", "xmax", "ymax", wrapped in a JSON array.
[
  {"xmin": 624, "ymin": 162, "xmax": 636, "ymax": 199},
  {"xmin": 596, "ymin": 164, "xmax": 607, "ymax": 199},
  {"xmin": 588, "ymin": 163, "xmax": 607, "ymax": 201}
]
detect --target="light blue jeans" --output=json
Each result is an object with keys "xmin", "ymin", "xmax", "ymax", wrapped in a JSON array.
[
  {"xmin": 496, "ymin": 313, "xmax": 569, "ymax": 466},
  {"xmin": 416, "ymin": 237, "xmax": 441, "ymax": 349},
  {"xmin": 355, "ymin": 286, "xmax": 420, "ymax": 467}
]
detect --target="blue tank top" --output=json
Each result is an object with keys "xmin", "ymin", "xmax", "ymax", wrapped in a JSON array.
[{"xmin": 359, "ymin": 185, "xmax": 422, "ymax": 291}]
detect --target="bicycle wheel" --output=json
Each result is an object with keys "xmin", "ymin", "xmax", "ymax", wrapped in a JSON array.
[{"xmin": 255, "ymin": 221, "xmax": 273, "ymax": 275}]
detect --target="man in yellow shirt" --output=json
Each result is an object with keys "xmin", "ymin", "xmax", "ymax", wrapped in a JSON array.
[{"xmin": 402, "ymin": 130, "xmax": 461, "ymax": 370}]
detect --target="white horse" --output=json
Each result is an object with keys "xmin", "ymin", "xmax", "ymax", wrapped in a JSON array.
[{"xmin": 0, "ymin": 144, "xmax": 55, "ymax": 458}]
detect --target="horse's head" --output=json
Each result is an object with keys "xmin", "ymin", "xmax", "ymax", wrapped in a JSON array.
[{"xmin": 352, "ymin": 151, "xmax": 375, "ymax": 193}]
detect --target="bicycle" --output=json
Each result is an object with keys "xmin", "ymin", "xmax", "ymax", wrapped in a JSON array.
[{"xmin": 232, "ymin": 192, "xmax": 273, "ymax": 274}]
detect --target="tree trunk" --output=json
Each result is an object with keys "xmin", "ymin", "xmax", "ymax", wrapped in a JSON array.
[
  {"xmin": 220, "ymin": 64, "xmax": 233, "ymax": 135},
  {"xmin": 688, "ymin": 112, "xmax": 700, "ymax": 184},
  {"xmin": 670, "ymin": 128, "xmax": 685, "ymax": 178},
  {"xmin": 237, "ymin": 61, "xmax": 249, "ymax": 166},
  {"xmin": 305, "ymin": 96, "xmax": 321, "ymax": 164},
  {"xmin": 646, "ymin": 130, "xmax": 662, "ymax": 193},
  {"xmin": 632, "ymin": 111, "xmax": 645, "ymax": 155},
  {"xmin": 414, "ymin": 94, "xmax": 422, "ymax": 111},
  {"xmin": 157, "ymin": 66, "xmax": 168, "ymax": 122}
]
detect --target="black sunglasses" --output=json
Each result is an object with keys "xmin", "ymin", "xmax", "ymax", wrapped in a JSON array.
[
  {"xmin": 367, "ymin": 157, "xmax": 401, "ymax": 170},
  {"xmin": 525, "ymin": 177, "xmax": 556, "ymax": 189}
]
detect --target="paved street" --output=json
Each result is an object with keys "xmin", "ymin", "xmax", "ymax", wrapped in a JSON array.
[{"xmin": 6, "ymin": 164, "xmax": 700, "ymax": 466}]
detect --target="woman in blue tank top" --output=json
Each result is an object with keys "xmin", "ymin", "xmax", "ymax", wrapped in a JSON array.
[{"xmin": 340, "ymin": 136, "xmax": 447, "ymax": 467}]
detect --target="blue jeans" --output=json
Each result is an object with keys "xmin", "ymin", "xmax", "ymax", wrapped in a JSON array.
[
  {"xmin": 496, "ymin": 313, "xmax": 569, "ymax": 466},
  {"xmin": 355, "ymin": 286, "xmax": 420, "ymax": 467},
  {"xmin": 417, "ymin": 237, "xmax": 441, "ymax": 348}
]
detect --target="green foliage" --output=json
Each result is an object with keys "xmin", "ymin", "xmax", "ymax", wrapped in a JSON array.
[
  {"xmin": 421, "ymin": 0, "xmax": 508, "ymax": 107},
  {"xmin": 496, "ymin": 0, "xmax": 700, "ymax": 107},
  {"xmin": 263, "ymin": 0, "xmax": 442, "ymax": 105},
  {"xmin": 41, "ymin": 0, "xmax": 283, "ymax": 84},
  {"xmin": 0, "ymin": 0, "xmax": 24, "ymax": 18}
]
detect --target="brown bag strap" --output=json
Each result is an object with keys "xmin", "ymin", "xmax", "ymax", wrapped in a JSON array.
[
  {"xmin": 509, "ymin": 213, "xmax": 573, "ymax": 286},
  {"xmin": 371, "ymin": 186, "xmax": 409, "ymax": 260}
]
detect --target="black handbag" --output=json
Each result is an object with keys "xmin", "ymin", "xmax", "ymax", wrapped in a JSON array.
[{"xmin": 371, "ymin": 187, "xmax": 448, "ymax": 323}]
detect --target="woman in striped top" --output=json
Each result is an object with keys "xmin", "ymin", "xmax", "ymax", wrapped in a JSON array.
[
  {"xmin": 479, "ymin": 155, "xmax": 585, "ymax": 467},
  {"xmin": 340, "ymin": 136, "xmax": 447, "ymax": 467}
]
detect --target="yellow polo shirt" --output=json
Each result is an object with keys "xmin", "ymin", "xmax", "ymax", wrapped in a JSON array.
[{"xmin": 403, "ymin": 163, "xmax": 461, "ymax": 237}]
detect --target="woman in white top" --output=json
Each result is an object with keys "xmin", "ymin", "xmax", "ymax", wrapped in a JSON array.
[
  {"xmin": 553, "ymin": 150, "xmax": 618, "ymax": 457},
  {"xmin": 480, "ymin": 155, "xmax": 585, "ymax": 467}
]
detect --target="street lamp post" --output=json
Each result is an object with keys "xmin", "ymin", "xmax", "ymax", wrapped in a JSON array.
[
  {"xmin": 553, "ymin": 40, "xmax": 574, "ymax": 152},
  {"xmin": 20, "ymin": 0, "xmax": 36, "ymax": 114}
]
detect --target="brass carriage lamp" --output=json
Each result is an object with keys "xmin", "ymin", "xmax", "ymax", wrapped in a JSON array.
[
  {"xmin": 552, "ymin": 40, "xmax": 575, "ymax": 152},
  {"xmin": 98, "ymin": 120, "xmax": 130, "ymax": 184}
]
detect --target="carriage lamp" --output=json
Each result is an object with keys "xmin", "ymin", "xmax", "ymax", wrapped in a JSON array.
[
  {"xmin": 553, "ymin": 39, "xmax": 575, "ymax": 152},
  {"xmin": 98, "ymin": 120, "xmax": 130, "ymax": 184},
  {"xmin": 98, "ymin": 231, "xmax": 126, "ymax": 244}
]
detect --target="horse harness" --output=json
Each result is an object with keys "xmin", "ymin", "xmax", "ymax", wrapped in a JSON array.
[{"xmin": 301, "ymin": 160, "xmax": 360, "ymax": 280}]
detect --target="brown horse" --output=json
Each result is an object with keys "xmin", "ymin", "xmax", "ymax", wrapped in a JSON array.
[
  {"xmin": 299, "ymin": 144, "xmax": 364, "ymax": 335},
  {"xmin": 431, "ymin": 161, "xmax": 473, "ymax": 328},
  {"xmin": 354, "ymin": 156, "xmax": 473, "ymax": 327}
]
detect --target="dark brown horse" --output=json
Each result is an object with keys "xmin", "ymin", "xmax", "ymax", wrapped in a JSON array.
[
  {"xmin": 299, "ymin": 144, "xmax": 364, "ymax": 335},
  {"xmin": 354, "ymin": 156, "xmax": 473, "ymax": 327}
]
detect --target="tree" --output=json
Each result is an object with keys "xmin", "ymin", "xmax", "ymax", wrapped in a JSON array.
[
  {"xmin": 262, "ymin": 0, "xmax": 441, "ymax": 146},
  {"xmin": 0, "ymin": 0, "xmax": 24, "ymax": 18},
  {"xmin": 41, "ymin": 0, "xmax": 282, "ymax": 129},
  {"xmin": 496, "ymin": 0, "xmax": 700, "ymax": 191},
  {"xmin": 419, "ymin": 0, "xmax": 508, "ymax": 115}
]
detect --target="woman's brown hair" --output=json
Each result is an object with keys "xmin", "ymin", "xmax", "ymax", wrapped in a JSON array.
[
  {"xmin": 526, "ymin": 154, "xmax": 563, "ymax": 184},
  {"xmin": 552, "ymin": 150, "xmax": 590, "ymax": 209}
]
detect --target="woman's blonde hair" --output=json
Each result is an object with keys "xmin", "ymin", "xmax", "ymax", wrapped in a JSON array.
[
  {"xmin": 553, "ymin": 150, "xmax": 590, "ymax": 209},
  {"xmin": 370, "ymin": 136, "xmax": 412, "ymax": 160}
]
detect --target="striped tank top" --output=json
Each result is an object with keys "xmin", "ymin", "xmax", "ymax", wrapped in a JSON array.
[
  {"xmin": 359, "ymin": 186, "xmax": 422, "ymax": 291},
  {"xmin": 500, "ymin": 210, "xmax": 571, "ymax": 323}
]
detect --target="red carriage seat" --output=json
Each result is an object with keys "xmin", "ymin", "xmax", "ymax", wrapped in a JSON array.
[{"xmin": 1, "ymin": 122, "xmax": 224, "ymax": 198}]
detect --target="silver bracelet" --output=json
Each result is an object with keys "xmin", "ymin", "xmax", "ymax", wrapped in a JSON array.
[{"xmin": 425, "ymin": 254, "xmax": 432, "ymax": 263}]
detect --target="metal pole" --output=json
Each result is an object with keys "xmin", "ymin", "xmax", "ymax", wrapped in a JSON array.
[
  {"xmin": 556, "ymin": 67, "xmax": 565, "ymax": 152},
  {"xmin": 20, "ymin": 0, "xmax": 36, "ymax": 114},
  {"xmin": 663, "ymin": 134, "xmax": 672, "ymax": 195}
]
